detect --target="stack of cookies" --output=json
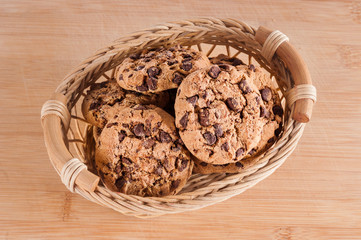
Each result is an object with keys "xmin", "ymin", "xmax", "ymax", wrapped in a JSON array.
[{"xmin": 82, "ymin": 46, "xmax": 283, "ymax": 197}]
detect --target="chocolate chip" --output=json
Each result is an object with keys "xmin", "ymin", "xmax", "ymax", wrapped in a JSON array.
[
  {"xmin": 231, "ymin": 58, "xmax": 244, "ymax": 66},
  {"xmin": 122, "ymin": 123, "xmax": 129, "ymax": 128},
  {"xmin": 236, "ymin": 148, "xmax": 244, "ymax": 157},
  {"xmin": 172, "ymin": 72, "xmax": 184, "ymax": 85},
  {"xmin": 248, "ymin": 149, "xmax": 256, "ymax": 155},
  {"xmin": 219, "ymin": 163, "xmax": 229, "ymax": 167},
  {"xmin": 118, "ymin": 74, "xmax": 123, "ymax": 81},
  {"xmin": 261, "ymin": 88, "xmax": 272, "ymax": 102},
  {"xmin": 249, "ymin": 64, "xmax": 256, "ymax": 72},
  {"xmin": 239, "ymin": 79, "xmax": 251, "ymax": 93},
  {"xmin": 159, "ymin": 130, "xmax": 172, "ymax": 143},
  {"xmin": 115, "ymin": 177, "xmax": 126, "ymax": 190},
  {"xmin": 202, "ymin": 91, "xmax": 208, "ymax": 99},
  {"xmin": 177, "ymin": 89, "xmax": 181, "ymax": 96},
  {"xmin": 147, "ymin": 66, "xmax": 161, "ymax": 78},
  {"xmin": 198, "ymin": 109, "xmax": 210, "ymax": 126},
  {"xmin": 221, "ymin": 142, "xmax": 229, "ymax": 151},
  {"xmin": 179, "ymin": 112, "xmax": 188, "ymax": 128},
  {"xmin": 272, "ymin": 105, "xmax": 284, "ymax": 117},
  {"xmin": 146, "ymin": 77, "xmax": 158, "ymax": 90},
  {"xmin": 214, "ymin": 124, "xmax": 223, "ymax": 137},
  {"xmin": 226, "ymin": 98, "xmax": 238, "ymax": 111},
  {"xmin": 181, "ymin": 61, "xmax": 192, "ymax": 71},
  {"xmin": 200, "ymin": 162, "xmax": 208, "ymax": 167},
  {"xmin": 186, "ymin": 95, "xmax": 198, "ymax": 106},
  {"xmin": 136, "ymin": 81, "xmax": 149, "ymax": 92},
  {"xmin": 106, "ymin": 122, "xmax": 118, "ymax": 128},
  {"xmin": 167, "ymin": 59, "xmax": 178, "ymax": 66},
  {"xmin": 118, "ymin": 130, "xmax": 126, "ymax": 143},
  {"xmin": 122, "ymin": 157, "xmax": 132, "ymax": 165},
  {"xmin": 208, "ymin": 65, "xmax": 221, "ymax": 79},
  {"xmin": 133, "ymin": 123, "xmax": 145, "ymax": 137},
  {"xmin": 182, "ymin": 53, "xmax": 192, "ymax": 60},
  {"xmin": 89, "ymin": 101, "xmax": 101, "ymax": 110},
  {"xmin": 135, "ymin": 65, "xmax": 145, "ymax": 71},
  {"xmin": 155, "ymin": 165, "xmax": 163, "ymax": 175},
  {"xmin": 260, "ymin": 106, "xmax": 269, "ymax": 118},
  {"xmin": 128, "ymin": 73, "xmax": 133, "ymax": 78},
  {"xmin": 235, "ymin": 162, "xmax": 244, "ymax": 168},
  {"xmin": 267, "ymin": 137, "xmax": 275, "ymax": 143},
  {"xmin": 203, "ymin": 131, "xmax": 217, "ymax": 145},
  {"xmin": 143, "ymin": 57, "xmax": 151, "ymax": 62},
  {"xmin": 114, "ymin": 165, "xmax": 121, "ymax": 174},
  {"xmin": 178, "ymin": 159, "xmax": 188, "ymax": 172},
  {"xmin": 218, "ymin": 64, "xmax": 230, "ymax": 71},
  {"xmin": 129, "ymin": 53, "xmax": 140, "ymax": 60},
  {"xmin": 170, "ymin": 179, "xmax": 180, "ymax": 190},
  {"xmin": 143, "ymin": 139, "xmax": 155, "ymax": 149}
]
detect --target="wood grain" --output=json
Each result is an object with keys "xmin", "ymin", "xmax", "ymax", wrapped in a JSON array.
[{"xmin": 1, "ymin": 0, "xmax": 361, "ymax": 239}]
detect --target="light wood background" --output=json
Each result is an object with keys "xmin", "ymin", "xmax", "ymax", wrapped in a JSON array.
[{"xmin": 1, "ymin": 0, "xmax": 361, "ymax": 239}]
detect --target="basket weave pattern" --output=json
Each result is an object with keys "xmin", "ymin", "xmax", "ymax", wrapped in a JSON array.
[{"xmin": 41, "ymin": 18, "xmax": 316, "ymax": 218}]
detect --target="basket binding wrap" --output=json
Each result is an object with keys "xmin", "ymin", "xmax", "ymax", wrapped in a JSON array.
[{"xmin": 41, "ymin": 18, "xmax": 316, "ymax": 218}]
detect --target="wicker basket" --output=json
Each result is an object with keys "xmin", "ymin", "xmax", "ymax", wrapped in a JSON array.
[{"xmin": 41, "ymin": 18, "xmax": 316, "ymax": 218}]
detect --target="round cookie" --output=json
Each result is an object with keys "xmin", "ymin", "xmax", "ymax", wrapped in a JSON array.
[
  {"xmin": 115, "ymin": 45, "xmax": 210, "ymax": 93},
  {"xmin": 175, "ymin": 64, "xmax": 268, "ymax": 164},
  {"xmin": 192, "ymin": 65, "xmax": 284, "ymax": 174},
  {"xmin": 82, "ymin": 79, "xmax": 169, "ymax": 128},
  {"xmin": 95, "ymin": 104, "xmax": 193, "ymax": 197}
]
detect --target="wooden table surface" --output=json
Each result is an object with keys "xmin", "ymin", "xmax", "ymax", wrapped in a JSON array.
[{"xmin": 1, "ymin": 1, "xmax": 361, "ymax": 239}]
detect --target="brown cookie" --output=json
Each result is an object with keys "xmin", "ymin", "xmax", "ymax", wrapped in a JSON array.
[
  {"xmin": 192, "ymin": 65, "xmax": 283, "ymax": 174},
  {"xmin": 175, "ymin": 64, "xmax": 268, "ymax": 165},
  {"xmin": 95, "ymin": 104, "xmax": 193, "ymax": 197},
  {"xmin": 115, "ymin": 45, "xmax": 210, "ymax": 93},
  {"xmin": 81, "ymin": 79, "xmax": 169, "ymax": 128}
]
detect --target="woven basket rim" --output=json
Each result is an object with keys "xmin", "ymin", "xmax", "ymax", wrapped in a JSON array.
[{"xmin": 41, "ymin": 17, "xmax": 315, "ymax": 218}]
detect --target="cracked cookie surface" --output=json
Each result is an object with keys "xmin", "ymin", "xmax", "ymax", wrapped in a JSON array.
[
  {"xmin": 95, "ymin": 104, "xmax": 193, "ymax": 197},
  {"xmin": 115, "ymin": 45, "xmax": 210, "ymax": 93},
  {"xmin": 82, "ymin": 79, "xmax": 168, "ymax": 128},
  {"xmin": 175, "ymin": 64, "xmax": 270, "ymax": 164},
  {"xmin": 192, "ymin": 64, "xmax": 284, "ymax": 173}
]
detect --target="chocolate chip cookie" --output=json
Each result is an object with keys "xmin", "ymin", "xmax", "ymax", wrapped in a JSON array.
[
  {"xmin": 115, "ymin": 45, "xmax": 210, "ymax": 93},
  {"xmin": 95, "ymin": 104, "xmax": 193, "ymax": 197},
  {"xmin": 192, "ymin": 65, "xmax": 284, "ymax": 174},
  {"xmin": 175, "ymin": 64, "xmax": 268, "ymax": 164},
  {"xmin": 82, "ymin": 79, "xmax": 169, "ymax": 128}
]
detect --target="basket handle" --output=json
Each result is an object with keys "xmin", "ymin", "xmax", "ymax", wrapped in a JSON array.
[
  {"xmin": 255, "ymin": 26, "xmax": 316, "ymax": 123},
  {"xmin": 41, "ymin": 93, "xmax": 100, "ymax": 192}
]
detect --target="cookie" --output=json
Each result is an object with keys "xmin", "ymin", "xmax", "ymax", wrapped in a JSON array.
[
  {"xmin": 175, "ymin": 64, "xmax": 268, "ymax": 164},
  {"xmin": 192, "ymin": 65, "xmax": 284, "ymax": 174},
  {"xmin": 95, "ymin": 104, "xmax": 193, "ymax": 197},
  {"xmin": 115, "ymin": 45, "xmax": 210, "ymax": 93},
  {"xmin": 82, "ymin": 79, "xmax": 169, "ymax": 128}
]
